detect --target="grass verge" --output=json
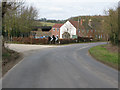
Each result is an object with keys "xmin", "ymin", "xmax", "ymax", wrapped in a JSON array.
[{"xmin": 89, "ymin": 44, "xmax": 118, "ymax": 70}]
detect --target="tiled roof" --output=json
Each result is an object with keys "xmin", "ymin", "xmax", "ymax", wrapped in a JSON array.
[
  {"xmin": 52, "ymin": 24, "xmax": 63, "ymax": 28},
  {"xmin": 69, "ymin": 20, "xmax": 92, "ymax": 30},
  {"xmin": 69, "ymin": 20, "xmax": 80, "ymax": 29}
]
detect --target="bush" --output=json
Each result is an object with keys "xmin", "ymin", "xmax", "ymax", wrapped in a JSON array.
[
  {"xmin": 22, "ymin": 37, "xmax": 31, "ymax": 44},
  {"xmin": 17, "ymin": 37, "xmax": 23, "ymax": 42},
  {"xmin": 12, "ymin": 37, "xmax": 48, "ymax": 44},
  {"xmin": 12, "ymin": 37, "xmax": 94, "ymax": 45},
  {"xmin": 77, "ymin": 37, "xmax": 93, "ymax": 42},
  {"xmin": 12, "ymin": 37, "xmax": 18, "ymax": 42},
  {"xmin": 59, "ymin": 39, "xmax": 77, "ymax": 44}
]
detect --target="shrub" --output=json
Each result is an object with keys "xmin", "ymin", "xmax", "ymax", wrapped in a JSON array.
[
  {"xmin": 77, "ymin": 37, "xmax": 93, "ymax": 42},
  {"xmin": 59, "ymin": 39, "xmax": 77, "ymax": 44},
  {"xmin": 17, "ymin": 37, "xmax": 23, "ymax": 42},
  {"xmin": 12, "ymin": 37, "xmax": 48, "ymax": 44},
  {"xmin": 12, "ymin": 37, "xmax": 18, "ymax": 42},
  {"xmin": 12, "ymin": 37, "xmax": 94, "ymax": 45}
]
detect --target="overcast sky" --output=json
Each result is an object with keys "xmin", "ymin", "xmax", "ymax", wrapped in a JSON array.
[{"xmin": 26, "ymin": 0, "xmax": 119, "ymax": 20}]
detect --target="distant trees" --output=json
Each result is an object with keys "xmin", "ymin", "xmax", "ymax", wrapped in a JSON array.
[
  {"xmin": 2, "ymin": 0, "xmax": 38, "ymax": 40},
  {"xmin": 38, "ymin": 18, "xmax": 66, "ymax": 24}
]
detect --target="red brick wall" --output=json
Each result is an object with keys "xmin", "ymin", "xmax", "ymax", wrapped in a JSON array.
[
  {"xmin": 50, "ymin": 27, "xmax": 60, "ymax": 38},
  {"xmin": 87, "ymin": 30, "xmax": 95, "ymax": 38},
  {"xmin": 94, "ymin": 30, "xmax": 108, "ymax": 41},
  {"xmin": 77, "ymin": 29, "xmax": 95, "ymax": 38}
]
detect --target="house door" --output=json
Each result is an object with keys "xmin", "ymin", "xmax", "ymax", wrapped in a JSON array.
[{"xmin": 62, "ymin": 32, "xmax": 70, "ymax": 39}]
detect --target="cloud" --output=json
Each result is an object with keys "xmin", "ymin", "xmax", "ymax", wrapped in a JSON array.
[
  {"xmin": 26, "ymin": 0, "xmax": 118, "ymax": 20},
  {"xmin": 49, "ymin": 7, "xmax": 63, "ymax": 11},
  {"xmin": 27, "ymin": 0, "xmax": 119, "ymax": 2}
]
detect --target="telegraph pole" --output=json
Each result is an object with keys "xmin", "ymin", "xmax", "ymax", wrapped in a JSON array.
[{"xmin": 77, "ymin": 17, "xmax": 81, "ymax": 42}]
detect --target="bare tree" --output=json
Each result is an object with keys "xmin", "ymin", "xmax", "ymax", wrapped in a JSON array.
[{"xmin": 2, "ymin": 0, "xmax": 24, "ymax": 46}]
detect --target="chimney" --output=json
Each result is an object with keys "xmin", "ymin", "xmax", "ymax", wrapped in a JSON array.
[
  {"xmin": 78, "ymin": 18, "xmax": 80, "ymax": 23},
  {"xmin": 88, "ymin": 19, "xmax": 92, "ymax": 27},
  {"xmin": 81, "ymin": 19, "xmax": 83, "ymax": 25},
  {"xmin": 78, "ymin": 18, "xmax": 80, "ymax": 30}
]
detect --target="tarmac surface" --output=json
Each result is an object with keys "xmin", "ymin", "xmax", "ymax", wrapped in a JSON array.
[{"xmin": 3, "ymin": 42, "xmax": 118, "ymax": 88}]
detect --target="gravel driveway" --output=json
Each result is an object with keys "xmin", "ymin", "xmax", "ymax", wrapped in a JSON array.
[{"xmin": 5, "ymin": 44, "xmax": 58, "ymax": 53}]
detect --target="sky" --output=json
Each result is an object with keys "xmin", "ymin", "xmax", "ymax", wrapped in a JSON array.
[{"xmin": 26, "ymin": 0, "xmax": 119, "ymax": 20}]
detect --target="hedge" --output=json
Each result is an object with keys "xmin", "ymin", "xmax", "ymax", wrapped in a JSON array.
[
  {"xmin": 59, "ymin": 39, "xmax": 77, "ymax": 44},
  {"xmin": 12, "ymin": 37, "xmax": 48, "ymax": 44},
  {"xmin": 12, "ymin": 37, "xmax": 93, "ymax": 45}
]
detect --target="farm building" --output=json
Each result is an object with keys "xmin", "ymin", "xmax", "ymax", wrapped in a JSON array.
[
  {"xmin": 50, "ymin": 24, "xmax": 63, "ymax": 38},
  {"xmin": 30, "ymin": 26, "xmax": 52, "ymax": 38}
]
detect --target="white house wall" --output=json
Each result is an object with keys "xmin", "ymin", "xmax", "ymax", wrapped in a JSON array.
[{"xmin": 60, "ymin": 21, "xmax": 76, "ymax": 38}]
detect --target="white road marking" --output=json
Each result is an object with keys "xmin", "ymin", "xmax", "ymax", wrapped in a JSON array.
[{"xmin": 79, "ymin": 45, "xmax": 89, "ymax": 50}]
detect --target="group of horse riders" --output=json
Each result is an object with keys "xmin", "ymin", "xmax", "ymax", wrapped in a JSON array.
[{"xmin": 48, "ymin": 35, "xmax": 59, "ymax": 44}]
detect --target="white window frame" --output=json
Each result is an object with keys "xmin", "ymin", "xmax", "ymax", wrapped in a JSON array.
[
  {"xmin": 57, "ymin": 28, "xmax": 59, "ymax": 31},
  {"xmin": 53, "ymin": 28, "xmax": 55, "ymax": 31}
]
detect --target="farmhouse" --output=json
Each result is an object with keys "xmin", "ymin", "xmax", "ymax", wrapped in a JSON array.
[
  {"xmin": 30, "ymin": 19, "xmax": 107, "ymax": 41},
  {"xmin": 50, "ymin": 20, "xmax": 95, "ymax": 39}
]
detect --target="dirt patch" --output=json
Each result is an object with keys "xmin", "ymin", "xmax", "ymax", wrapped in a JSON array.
[
  {"xmin": 2, "ymin": 47, "xmax": 23, "ymax": 76},
  {"xmin": 104, "ymin": 44, "xmax": 118, "ymax": 53}
]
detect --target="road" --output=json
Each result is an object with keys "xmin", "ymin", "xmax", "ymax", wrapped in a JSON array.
[{"xmin": 2, "ymin": 42, "xmax": 118, "ymax": 88}]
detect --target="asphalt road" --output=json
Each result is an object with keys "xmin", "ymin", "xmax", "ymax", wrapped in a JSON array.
[{"xmin": 2, "ymin": 42, "xmax": 118, "ymax": 88}]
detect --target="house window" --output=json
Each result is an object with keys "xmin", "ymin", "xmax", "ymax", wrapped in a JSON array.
[
  {"xmin": 103, "ymin": 34, "xmax": 105, "ymax": 38},
  {"xmin": 99, "ymin": 35, "xmax": 100, "ymax": 39},
  {"xmin": 57, "ymin": 28, "xmax": 59, "ymax": 31},
  {"xmin": 82, "ymin": 30, "xmax": 84, "ymax": 33},
  {"xmin": 96, "ymin": 35, "xmax": 97, "ymax": 38},
  {"xmin": 87, "ymin": 30, "xmax": 89, "ymax": 33},
  {"xmin": 78, "ymin": 29, "xmax": 80, "ymax": 33},
  {"xmin": 53, "ymin": 28, "xmax": 55, "ymax": 31},
  {"xmin": 72, "ymin": 35, "xmax": 77, "ymax": 39},
  {"xmin": 91, "ymin": 30, "xmax": 93, "ymax": 32}
]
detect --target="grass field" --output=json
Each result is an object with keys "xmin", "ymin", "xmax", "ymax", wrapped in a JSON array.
[
  {"xmin": 36, "ymin": 21, "xmax": 55, "ymax": 26},
  {"xmin": 89, "ymin": 44, "xmax": 118, "ymax": 70}
]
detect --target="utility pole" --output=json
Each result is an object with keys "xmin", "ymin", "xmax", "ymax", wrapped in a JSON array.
[{"xmin": 77, "ymin": 17, "xmax": 81, "ymax": 42}]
